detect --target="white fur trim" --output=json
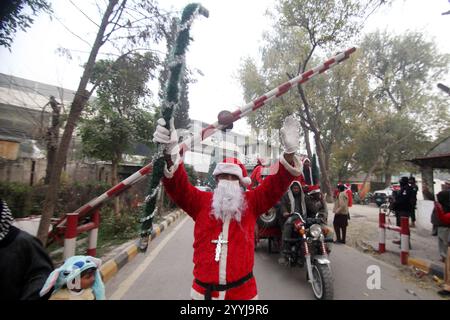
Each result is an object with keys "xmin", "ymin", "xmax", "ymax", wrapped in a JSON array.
[
  {"xmin": 242, "ymin": 176, "xmax": 252, "ymax": 185},
  {"xmin": 163, "ymin": 155, "xmax": 180, "ymax": 179},
  {"xmin": 280, "ymin": 153, "xmax": 302, "ymax": 176},
  {"xmin": 213, "ymin": 163, "xmax": 250, "ymax": 186}
]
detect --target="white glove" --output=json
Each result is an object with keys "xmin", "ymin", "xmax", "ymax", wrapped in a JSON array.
[
  {"xmin": 280, "ymin": 116, "xmax": 300, "ymax": 154},
  {"xmin": 153, "ymin": 117, "xmax": 179, "ymax": 161}
]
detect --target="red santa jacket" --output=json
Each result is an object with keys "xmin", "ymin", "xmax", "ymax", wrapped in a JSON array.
[
  {"xmin": 346, "ymin": 189, "xmax": 353, "ymax": 207},
  {"xmin": 436, "ymin": 202, "xmax": 450, "ymax": 225},
  {"xmin": 162, "ymin": 156, "xmax": 301, "ymax": 300},
  {"xmin": 249, "ymin": 164, "xmax": 263, "ymax": 190}
]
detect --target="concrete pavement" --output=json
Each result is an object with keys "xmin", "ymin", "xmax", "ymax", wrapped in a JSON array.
[{"xmin": 105, "ymin": 214, "xmax": 441, "ymax": 300}]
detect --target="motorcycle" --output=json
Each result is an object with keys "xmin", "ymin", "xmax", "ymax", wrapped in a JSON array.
[{"xmin": 283, "ymin": 212, "xmax": 334, "ymax": 300}]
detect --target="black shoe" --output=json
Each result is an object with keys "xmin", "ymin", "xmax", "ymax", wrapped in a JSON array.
[{"xmin": 438, "ymin": 290, "xmax": 450, "ymax": 297}]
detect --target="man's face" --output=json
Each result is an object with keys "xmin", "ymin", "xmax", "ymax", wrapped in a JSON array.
[
  {"xmin": 216, "ymin": 173, "xmax": 239, "ymax": 182},
  {"xmin": 292, "ymin": 185, "xmax": 301, "ymax": 195}
]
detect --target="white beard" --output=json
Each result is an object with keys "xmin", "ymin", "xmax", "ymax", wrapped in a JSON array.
[{"xmin": 211, "ymin": 180, "xmax": 245, "ymax": 222}]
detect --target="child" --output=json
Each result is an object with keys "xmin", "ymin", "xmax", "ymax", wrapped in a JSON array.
[{"xmin": 40, "ymin": 255, "xmax": 105, "ymax": 300}]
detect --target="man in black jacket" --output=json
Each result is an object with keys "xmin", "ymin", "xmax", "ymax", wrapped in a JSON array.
[
  {"xmin": 0, "ymin": 198, "xmax": 54, "ymax": 299},
  {"xmin": 392, "ymin": 177, "xmax": 415, "ymax": 227}
]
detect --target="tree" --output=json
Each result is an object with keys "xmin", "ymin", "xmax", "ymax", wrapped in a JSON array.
[
  {"xmin": 353, "ymin": 30, "xmax": 450, "ymax": 188},
  {"xmin": 37, "ymin": 0, "xmax": 169, "ymax": 244},
  {"xmin": 276, "ymin": 0, "xmax": 391, "ymax": 201},
  {"xmin": 79, "ymin": 52, "xmax": 157, "ymax": 217},
  {"xmin": 0, "ymin": 0, "xmax": 52, "ymax": 50},
  {"xmin": 239, "ymin": 0, "xmax": 390, "ymax": 201},
  {"xmin": 43, "ymin": 96, "xmax": 62, "ymax": 184}
]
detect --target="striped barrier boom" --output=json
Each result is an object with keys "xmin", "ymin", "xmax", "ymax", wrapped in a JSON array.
[
  {"xmin": 178, "ymin": 47, "xmax": 356, "ymax": 156},
  {"xmin": 49, "ymin": 47, "xmax": 356, "ymax": 240}
]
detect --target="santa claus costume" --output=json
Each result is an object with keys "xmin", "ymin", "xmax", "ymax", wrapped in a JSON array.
[{"xmin": 162, "ymin": 156, "xmax": 301, "ymax": 299}]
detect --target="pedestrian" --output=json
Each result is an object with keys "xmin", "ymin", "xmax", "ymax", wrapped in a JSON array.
[
  {"xmin": 39, "ymin": 255, "xmax": 105, "ymax": 300},
  {"xmin": 333, "ymin": 184, "xmax": 349, "ymax": 244},
  {"xmin": 0, "ymin": 198, "xmax": 54, "ymax": 300},
  {"xmin": 392, "ymin": 177, "xmax": 415, "ymax": 227},
  {"xmin": 345, "ymin": 183, "xmax": 353, "ymax": 219},
  {"xmin": 434, "ymin": 185, "xmax": 450, "ymax": 297},
  {"xmin": 301, "ymin": 157, "xmax": 313, "ymax": 186},
  {"xmin": 278, "ymin": 180, "xmax": 306, "ymax": 264},
  {"xmin": 391, "ymin": 177, "xmax": 414, "ymax": 245},
  {"xmin": 154, "ymin": 116, "xmax": 302, "ymax": 300},
  {"xmin": 409, "ymin": 176, "xmax": 418, "ymax": 228},
  {"xmin": 249, "ymin": 158, "xmax": 266, "ymax": 190},
  {"xmin": 434, "ymin": 181, "xmax": 450, "ymax": 262}
]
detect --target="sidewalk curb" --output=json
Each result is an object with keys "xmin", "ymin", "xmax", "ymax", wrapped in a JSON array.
[
  {"xmin": 407, "ymin": 257, "xmax": 444, "ymax": 279},
  {"xmin": 100, "ymin": 210, "xmax": 184, "ymax": 283},
  {"xmin": 355, "ymin": 240, "xmax": 445, "ymax": 281}
]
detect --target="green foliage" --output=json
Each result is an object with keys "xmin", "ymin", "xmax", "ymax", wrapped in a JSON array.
[
  {"xmin": 0, "ymin": 181, "xmax": 112, "ymax": 218},
  {"xmin": 278, "ymin": 0, "xmax": 380, "ymax": 49},
  {"xmin": 98, "ymin": 207, "xmax": 140, "ymax": 242},
  {"xmin": 80, "ymin": 52, "xmax": 158, "ymax": 163},
  {"xmin": 361, "ymin": 30, "xmax": 450, "ymax": 131},
  {"xmin": 184, "ymin": 164, "xmax": 199, "ymax": 185},
  {"xmin": 239, "ymin": 0, "xmax": 448, "ymax": 185},
  {"xmin": 0, "ymin": 182, "xmax": 33, "ymax": 218},
  {"xmin": 205, "ymin": 160, "xmax": 217, "ymax": 189},
  {"xmin": 0, "ymin": 0, "xmax": 53, "ymax": 50}
]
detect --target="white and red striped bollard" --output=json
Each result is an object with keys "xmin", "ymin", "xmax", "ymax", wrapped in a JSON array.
[
  {"xmin": 378, "ymin": 208, "xmax": 386, "ymax": 253},
  {"xmin": 64, "ymin": 213, "xmax": 78, "ymax": 260},
  {"xmin": 400, "ymin": 216, "xmax": 410, "ymax": 265},
  {"xmin": 87, "ymin": 209, "xmax": 100, "ymax": 257}
]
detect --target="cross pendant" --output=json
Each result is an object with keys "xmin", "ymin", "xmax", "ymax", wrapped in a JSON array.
[{"xmin": 211, "ymin": 233, "xmax": 228, "ymax": 262}]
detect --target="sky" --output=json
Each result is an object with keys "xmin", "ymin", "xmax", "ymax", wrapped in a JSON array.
[{"xmin": 1, "ymin": 0, "xmax": 449, "ymax": 136}]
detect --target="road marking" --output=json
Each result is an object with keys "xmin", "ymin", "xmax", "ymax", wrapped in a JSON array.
[{"xmin": 109, "ymin": 216, "xmax": 189, "ymax": 300}]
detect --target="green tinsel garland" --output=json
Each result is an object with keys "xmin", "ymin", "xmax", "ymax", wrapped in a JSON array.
[{"xmin": 138, "ymin": 3, "xmax": 208, "ymax": 252}]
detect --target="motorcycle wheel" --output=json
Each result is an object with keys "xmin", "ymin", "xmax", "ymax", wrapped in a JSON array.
[{"xmin": 310, "ymin": 262, "xmax": 333, "ymax": 300}]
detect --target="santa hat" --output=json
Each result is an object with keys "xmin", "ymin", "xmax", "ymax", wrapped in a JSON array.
[
  {"xmin": 213, "ymin": 157, "xmax": 252, "ymax": 186},
  {"xmin": 308, "ymin": 185, "xmax": 321, "ymax": 195}
]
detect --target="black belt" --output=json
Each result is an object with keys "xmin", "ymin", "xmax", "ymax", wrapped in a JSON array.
[{"xmin": 195, "ymin": 271, "xmax": 253, "ymax": 300}]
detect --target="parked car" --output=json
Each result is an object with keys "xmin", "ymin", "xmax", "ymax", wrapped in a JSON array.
[{"xmin": 373, "ymin": 188, "xmax": 393, "ymax": 207}]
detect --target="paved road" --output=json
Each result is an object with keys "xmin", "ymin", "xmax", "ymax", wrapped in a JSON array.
[{"xmin": 105, "ymin": 214, "xmax": 440, "ymax": 300}]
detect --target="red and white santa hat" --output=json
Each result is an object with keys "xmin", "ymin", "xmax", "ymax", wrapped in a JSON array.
[
  {"xmin": 308, "ymin": 184, "xmax": 321, "ymax": 195},
  {"xmin": 213, "ymin": 157, "xmax": 252, "ymax": 186}
]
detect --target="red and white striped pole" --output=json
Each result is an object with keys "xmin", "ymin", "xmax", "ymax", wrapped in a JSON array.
[
  {"xmin": 400, "ymin": 216, "xmax": 410, "ymax": 265},
  {"xmin": 87, "ymin": 209, "xmax": 100, "ymax": 257},
  {"xmin": 178, "ymin": 47, "xmax": 357, "ymax": 156},
  {"xmin": 64, "ymin": 213, "xmax": 78, "ymax": 259},
  {"xmin": 378, "ymin": 208, "xmax": 386, "ymax": 253}
]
